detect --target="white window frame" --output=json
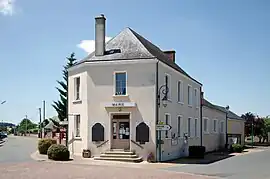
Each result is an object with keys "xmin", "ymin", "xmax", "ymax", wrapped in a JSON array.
[
  {"xmin": 188, "ymin": 85, "xmax": 192, "ymax": 106},
  {"xmin": 187, "ymin": 117, "xmax": 192, "ymax": 137},
  {"xmin": 213, "ymin": 119, "xmax": 218, "ymax": 133},
  {"xmin": 220, "ymin": 121, "xmax": 225, "ymax": 133},
  {"xmin": 114, "ymin": 71, "xmax": 128, "ymax": 96},
  {"xmin": 165, "ymin": 73, "xmax": 171, "ymax": 100},
  {"xmin": 177, "ymin": 80, "xmax": 184, "ymax": 104},
  {"xmin": 194, "ymin": 88, "xmax": 199, "ymax": 108},
  {"xmin": 177, "ymin": 115, "xmax": 182, "ymax": 137},
  {"xmin": 74, "ymin": 76, "xmax": 81, "ymax": 101},
  {"xmin": 74, "ymin": 115, "xmax": 81, "ymax": 138},
  {"xmin": 194, "ymin": 118, "xmax": 198, "ymax": 137},
  {"xmin": 203, "ymin": 117, "xmax": 209, "ymax": 133},
  {"xmin": 164, "ymin": 113, "xmax": 171, "ymax": 138}
]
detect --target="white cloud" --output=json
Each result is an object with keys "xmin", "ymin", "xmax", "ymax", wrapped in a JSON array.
[
  {"xmin": 77, "ymin": 37, "xmax": 112, "ymax": 54},
  {"xmin": 0, "ymin": 0, "xmax": 15, "ymax": 16}
]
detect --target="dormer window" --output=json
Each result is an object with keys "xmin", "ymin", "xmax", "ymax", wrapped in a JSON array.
[{"xmin": 115, "ymin": 72, "xmax": 127, "ymax": 95}]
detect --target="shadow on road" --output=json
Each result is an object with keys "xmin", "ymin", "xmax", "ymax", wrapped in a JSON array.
[{"xmin": 164, "ymin": 152, "xmax": 235, "ymax": 165}]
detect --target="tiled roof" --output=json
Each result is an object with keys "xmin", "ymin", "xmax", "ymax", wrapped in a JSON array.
[
  {"xmin": 78, "ymin": 28, "xmax": 201, "ymax": 85},
  {"xmin": 202, "ymin": 99, "xmax": 244, "ymax": 121}
]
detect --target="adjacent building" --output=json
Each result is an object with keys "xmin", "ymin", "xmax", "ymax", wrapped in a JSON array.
[{"xmin": 67, "ymin": 14, "xmax": 245, "ymax": 162}]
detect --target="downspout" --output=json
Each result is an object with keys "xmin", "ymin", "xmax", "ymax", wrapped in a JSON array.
[
  {"xmin": 200, "ymin": 86, "xmax": 203, "ymax": 146},
  {"xmin": 155, "ymin": 60, "xmax": 159, "ymax": 161}
]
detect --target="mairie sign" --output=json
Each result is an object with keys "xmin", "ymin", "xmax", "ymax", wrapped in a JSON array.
[{"xmin": 156, "ymin": 124, "xmax": 172, "ymax": 131}]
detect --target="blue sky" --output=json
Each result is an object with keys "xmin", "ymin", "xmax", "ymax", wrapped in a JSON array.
[{"xmin": 0, "ymin": 0, "xmax": 269, "ymax": 124}]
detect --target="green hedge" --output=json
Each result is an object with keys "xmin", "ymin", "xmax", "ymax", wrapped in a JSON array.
[
  {"xmin": 232, "ymin": 144, "xmax": 244, "ymax": 153},
  {"xmin": 189, "ymin": 145, "xmax": 205, "ymax": 158},
  {"xmin": 47, "ymin": 144, "xmax": 70, "ymax": 161},
  {"xmin": 38, "ymin": 138, "xmax": 57, "ymax": 155}
]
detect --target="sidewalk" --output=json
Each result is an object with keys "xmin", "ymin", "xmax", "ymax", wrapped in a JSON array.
[
  {"xmin": 30, "ymin": 150, "xmax": 185, "ymax": 169},
  {"xmin": 166, "ymin": 148, "xmax": 265, "ymax": 165}
]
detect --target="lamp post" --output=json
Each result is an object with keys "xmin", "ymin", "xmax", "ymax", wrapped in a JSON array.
[
  {"xmin": 157, "ymin": 83, "xmax": 169, "ymax": 162},
  {"xmin": 251, "ymin": 117, "xmax": 254, "ymax": 147},
  {"xmin": 1, "ymin": 101, "xmax": 6, "ymax": 105},
  {"xmin": 1, "ymin": 101, "xmax": 6, "ymax": 132},
  {"xmin": 225, "ymin": 105, "xmax": 230, "ymax": 149}
]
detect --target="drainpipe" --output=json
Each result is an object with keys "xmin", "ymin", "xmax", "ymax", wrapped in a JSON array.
[
  {"xmin": 200, "ymin": 87, "xmax": 203, "ymax": 146},
  {"xmin": 155, "ymin": 60, "xmax": 159, "ymax": 162}
]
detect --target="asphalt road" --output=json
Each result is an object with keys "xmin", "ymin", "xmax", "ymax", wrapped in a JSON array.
[
  {"xmin": 0, "ymin": 135, "xmax": 37, "ymax": 163},
  {"xmin": 165, "ymin": 148, "xmax": 270, "ymax": 179}
]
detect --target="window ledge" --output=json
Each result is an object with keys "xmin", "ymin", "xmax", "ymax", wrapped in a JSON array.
[
  {"xmin": 178, "ymin": 101, "xmax": 184, "ymax": 105},
  {"xmin": 113, "ymin": 94, "xmax": 129, "ymax": 97},
  {"xmin": 74, "ymin": 137, "xmax": 82, "ymax": 140},
  {"xmin": 188, "ymin": 105, "xmax": 192, "ymax": 108},
  {"xmin": 72, "ymin": 100, "xmax": 82, "ymax": 104}
]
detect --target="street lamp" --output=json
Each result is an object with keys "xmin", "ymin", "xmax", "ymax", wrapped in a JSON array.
[
  {"xmin": 157, "ymin": 84, "xmax": 169, "ymax": 108},
  {"xmin": 156, "ymin": 83, "xmax": 169, "ymax": 162},
  {"xmin": 1, "ymin": 101, "xmax": 6, "ymax": 105},
  {"xmin": 225, "ymin": 105, "xmax": 230, "ymax": 149}
]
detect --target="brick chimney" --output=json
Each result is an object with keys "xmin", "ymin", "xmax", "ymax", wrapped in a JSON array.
[
  {"xmin": 163, "ymin": 50, "xmax": 176, "ymax": 62},
  {"xmin": 95, "ymin": 14, "xmax": 106, "ymax": 56},
  {"xmin": 201, "ymin": 92, "xmax": 204, "ymax": 105}
]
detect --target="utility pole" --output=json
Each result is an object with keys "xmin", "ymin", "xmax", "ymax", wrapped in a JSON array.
[
  {"xmin": 25, "ymin": 115, "xmax": 28, "ymax": 136},
  {"xmin": 43, "ymin": 100, "xmax": 46, "ymax": 125},
  {"xmin": 39, "ymin": 107, "xmax": 42, "ymax": 138},
  {"xmin": 251, "ymin": 117, "xmax": 254, "ymax": 147}
]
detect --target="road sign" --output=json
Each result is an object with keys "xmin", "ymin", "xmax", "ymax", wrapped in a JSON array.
[{"xmin": 156, "ymin": 124, "xmax": 172, "ymax": 131}]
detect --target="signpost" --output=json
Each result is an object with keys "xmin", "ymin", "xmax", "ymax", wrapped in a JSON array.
[
  {"xmin": 156, "ymin": 124, "xmax": 172, "ymax": 131},
  {"xmin": 156, "ymin": 122, "xmax": 171, "ymax": 162}
]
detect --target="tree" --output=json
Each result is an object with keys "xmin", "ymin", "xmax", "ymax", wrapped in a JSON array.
[
  {"xmin": 17, "ymin": 118, "xmax": 37, "ymax": 134},
  {"xmin": 52, "ymin": 53, "xmax": 77, "ymax": 121},
  {"xmin": 242, "ymin": 112, "xmax": 256, "ymax": 137}
]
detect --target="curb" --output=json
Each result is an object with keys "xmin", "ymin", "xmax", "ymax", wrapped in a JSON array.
[{"xmin": 30, "ymin": 151, "xmax": 47, "ymax": 162}]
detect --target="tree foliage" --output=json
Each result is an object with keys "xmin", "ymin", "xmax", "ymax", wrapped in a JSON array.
[
  {"xmin": 242, "ymin": 112, "xmax": 270, "ymax": 143},
  {"xmin": 17, "ymin": 118, "xmax": 37, "ymax": 133},
  {"xmin": 52, "ymin": 53, "xmax": 77, "ymax": 121}
]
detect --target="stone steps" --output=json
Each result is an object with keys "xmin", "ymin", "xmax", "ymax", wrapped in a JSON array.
[{"xmin": 94, "ymin": 149, "xmax": 143, "ymax": 163}]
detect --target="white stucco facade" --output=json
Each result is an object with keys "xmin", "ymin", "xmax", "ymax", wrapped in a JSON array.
[
  {"xmin": 157, "ymin": 61, "xmax": 201, "ymax": 161},
  {"xmin": 68, "ymin": 58, "xmax": 202, "ymax": 161},
  {"xmin": 202, "ymin": 105, "xmax": 226, "ymax": 152}
]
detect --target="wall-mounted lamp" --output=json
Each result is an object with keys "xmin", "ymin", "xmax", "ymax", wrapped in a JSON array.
[{"xmin": 157, "ymin": 84, "xmax": 169, "ymax": 108}]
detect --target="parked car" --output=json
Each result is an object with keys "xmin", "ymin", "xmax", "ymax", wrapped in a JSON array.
[{"xmin": 0, "ymin": 132, "xmax": 7, "ymax": 139}]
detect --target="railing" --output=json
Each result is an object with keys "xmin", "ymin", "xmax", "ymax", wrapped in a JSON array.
[
  {"xmin": 97, "ymin": 140, "xmax": 109, "ymax": 148},
  {"xmin": 131, "ymin": 140, "xmax": 144, "ymax": 149}
]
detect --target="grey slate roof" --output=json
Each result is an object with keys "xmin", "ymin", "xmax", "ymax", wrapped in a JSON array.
[
  {"xmin": 202, "ymin": 99, "xmax": 244, "ymax": 121},
  {"xmin": 78, "ymin": 28, "xmax": 201, "ymax": 85}
]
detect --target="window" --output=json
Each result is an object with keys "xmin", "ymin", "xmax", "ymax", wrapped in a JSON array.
[
  {"xmin": 188, "ymin": 118, "xmax": 191, "ymax": 137},
  {"xmin": 213, "ymin": 119, "xmax": 217, "ymax": 132},
  {"xmin": 204, "ymin": 118, "xmax": 208, "ymax": 132},
  {"xmin": 194, "ymin": 88, "xmax": 199, "ymax": 108},
  {"xmin": 115, "ymin": 72, "xmax": 127, "ymax": 95},
  {"xmin": 74, "ymin": 77, "xmax": 80, "ymax": 100},
  {"xmin": 165, "ymin": 114, "xmax": 170, "ymax": 138},
  {"xmin": 165, "ymin": 74, "xmax": 171, "ymax": 99},
  {"xmin": 194, "ymin": 118, "xmax": 198, "ymax": 137},
  {"xmin": 74, "ymin": 115, "xmax": 80, "ymax": 137},
  {"xmin": 188, "ymin": 85, "xmax": 192, "ymax": 106},
  {"xmin": 177, "ymin": 81, "xmax": 183, "ymax": 103},
  {"xmin": 177, "ymin": 116, "xmax": 182, "ymax": 137},
  {"xmin": 220, "ymin": 121, "xmax": 224, "ymax": 133}
]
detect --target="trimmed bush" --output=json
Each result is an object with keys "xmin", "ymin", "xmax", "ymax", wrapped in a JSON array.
[
  {"xmin": 47, "ymin": 144, "xmax": 70, "ymax": 161},
  {"xmin": 232, "ymin": 144, "xmax": 244, "ymax": 153},
  {"xmin": 38, "ymin": 138, "xmax": 57, "ymax": 155},
  {"xmin": 189, "ymin": 145, "xmax": 206, "ymax": 158}
]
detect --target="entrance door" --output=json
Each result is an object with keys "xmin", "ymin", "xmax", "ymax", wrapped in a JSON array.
[{"xmin": 111, "ymin": 114, "xmax": 130, "ymax": 150}]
